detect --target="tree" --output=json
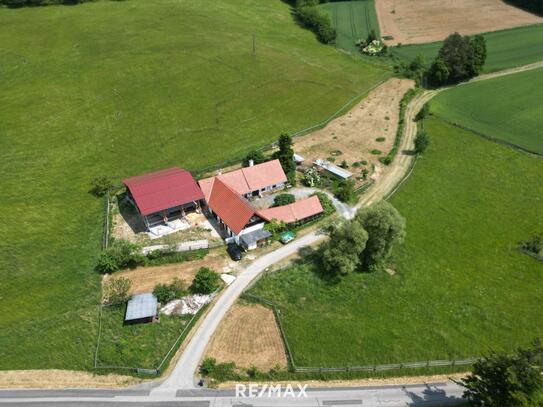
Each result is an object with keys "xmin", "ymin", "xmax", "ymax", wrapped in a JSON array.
[
  {"xmin": 153, "ymin": 278, "xmax": 185, "ymax": 304},
  {"xmin": 321, "ymin": 220, "xmax": 368, "ymax": 276},
  {"xmin": 312, "ymin": 192, "xmax": 335, "ymax": 216},
  {"xmin": 335, "ymin": 178, "xmax": 356, "ymax": 203},
  {"xmin": 199, "ymin": 357, "xmax": 217, "ymax": 376},
  {"xmin": 243, "ymin": 150, "xmax": 266, "ymax": 167},
  {"xmin": 273, "ymin": 193, "xmax": 295, "ymax": 207},
  {"xmin": 90, "ymin": 176, "xmax": 113, "ymax": 197},
  {"xmin": 264, "ymin": 218, "xmax": 288, "ymax": 240},
  {"xmin": 414, "ymin": 129, "xmax": 430, "ymax": 154},
  {"xmin": 459, "ymin": 341, "xmax": 543, "ymax": 406},
  {"xmin": 274, "ymin": 133, "xmax": 296, "ymax": 184},
  {"xmin": 103, "ymin": 277, "xmax": 132, "ymax": 305},
  {"xmin": 366, "ymin": 29, "xmax": 378, "ymax": 44},
  {"xmin": 191, "ymin": 267, "xmax": 220, "ymax": 294},
  {"xmin": 355, "ymin": 201, "xmax": 406, "ymax": 270},
  {"xmin": 470, "ymin": 35, "xmax": 487, "ymax": 76},
  {"xmin": 415, "ymin": 103, "xmax": 430, "ymax": 122},
  {"xmin": 302, "ymin": 167, "xmax": 321, "ymax": 187},
  {"xmin": 428, "ymin": 58, "xmax": 449, "ymax": 85}
]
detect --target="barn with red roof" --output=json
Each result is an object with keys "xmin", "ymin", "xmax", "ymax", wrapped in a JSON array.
[{"xmin": 123, "ymin": 167, "xmax": 204, "ymax": 229}]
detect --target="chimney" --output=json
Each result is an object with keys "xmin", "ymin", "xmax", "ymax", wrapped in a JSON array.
[{"xmin": 249, "ymin": 159, "xmax": 254, "ymax": 167}]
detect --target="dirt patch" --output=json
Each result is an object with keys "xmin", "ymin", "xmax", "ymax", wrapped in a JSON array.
[
  {"xmin": 217, "ymin": 372, "xmax": 468, "ymax": 389},
  {"xmin": 0, "ymin": 370, "xmax": 140, "ymax": 389},
  {"xmin": 376, "ymin": 0, "xmax": 543, "ymax": 45},
  {"xmin": 204, "ymin": 303, "xmax": 288, "ymax": 371},
  {"xmin": 104, "ymin": 250, "xmax": 234, "ymax": 296},
  {"xmin": 294, "ymin": 78, "xmax": 414, "ymax": 184}
]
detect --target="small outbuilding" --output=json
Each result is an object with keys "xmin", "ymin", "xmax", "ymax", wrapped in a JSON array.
[
  {"xmin": 239, "ymin": 229, "xmax": 272, "ymax": 251},
  {"xmin": 124, "ymin": 293, "xmax": 159, "ymax": 324},
  {"xmin": 313, "ymin": 159, "xmax": 353, "ymax": 180}
]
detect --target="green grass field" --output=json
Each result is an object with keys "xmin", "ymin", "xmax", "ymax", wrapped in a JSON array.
[
  {"xmin": 392, "ymin": 24, "xmax": 543, "ymax": 72},
  {"xmin": 0, "ymin": 0, "xmax": 387, "ymax": 370},
  {"xmin": 96, "ymin": 306, "xmax": 192, "ymax": 370},
  {"xmin": 431, "ymin": 67, "xmax": 543, "ymax": 155},
  {"xmin": 250, "ymin": 117, "xmax": 543, "ymax": 367},
  {"xmin": 318, "ymin": 0, "xmax": 380, "ymax": 54}
]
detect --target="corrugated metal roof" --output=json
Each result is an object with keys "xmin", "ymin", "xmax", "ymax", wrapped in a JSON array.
[
  {"xmin": 240, "ymin": 229, "xmax": 272, "ymax": 247},
  {"xmin": 123, "ymin": 167, "xmax": 204, "ymax": 216},
  {"xmin": 294, "ymin": 154, "xmax": 305, "ymax": 163},
  {"xmin": 314, "ymin": 159, "xmax": 353, "ymax": 179},
  {"xmin": 258, "ymin": 196, "xmax": 324, "ymax": 224},
  {"xmin": 125, "ymin": 293, "xmax": 158, "ymax": 321}
]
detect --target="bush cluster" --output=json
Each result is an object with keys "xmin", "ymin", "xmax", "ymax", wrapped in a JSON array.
[
  {"xmin": 103, "ymin": 277, "xmax": 132, "ymax": 305},
  {"xmin": 379, "ymin": 88, "xmax": 417, "ymax": 166},
  {"xmin": 153, "ymin": 278, "xmax": 185, "ymax": 304},
  {"xmin": 190, "ymin": 267, "xmax": 220, "ymax": 294},
  {"xmin": 96, "ymin": 240, "xmax": 145, "ymax": 274},
  {"xmin": 273, "ymin": 193, "xmax": 296, "ymax": 207},
  {"xmin": 294, "ymin": 1, "xmax": 336, "ymax": 44}
]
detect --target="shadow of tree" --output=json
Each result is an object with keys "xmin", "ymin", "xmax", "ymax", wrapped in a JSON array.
[{"xmin": 404, "ymin": 383, "xmax": 464, "ymax": 406}]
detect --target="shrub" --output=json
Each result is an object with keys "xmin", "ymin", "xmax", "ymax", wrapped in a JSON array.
[
  {"xmin": 191, "ymin": 267, "xmax": 220, "ymax": 294},
  {"xmin": 199, "ymin": 357, "xmax": 217, "ymax": 376},
  {"xmin": 264, "ymin": 219, "xmax": 288, "ymax": 240},
  {"xmin": 415, "ymin": 103, "xmax": 430, "ymax": 121},
  {"xmin": 414, "ymin": 129, "xmax": 430, "ymax": 154},
  {"xmin": 90, "ymin": 176, "xmax": 113, "ymax": 197},
  {"xmin": 302, "ymin": 167, "xmax": 321, "ymax": 187},
  {"xmin": 361, "ymin": 168, "xmax": 369, "ymax": 179},
  {"xmin": 247, "ymin": 365, "xmax": 260, "ymax": 378},
  {"xmin": 311, "ymin": 192, "xmax": 335, "ymax": 216},
  {"xmin": 339, "ymin": 160, "xmax": 349, "ymax": 169},
  {"xmin": 243, "ymin": 150, "xmax": 266, "ymax": 167},
  {"xmin": 153, "ymin": 278, "xmax": 185, "ymax": 304},
  {"xmin": 295, "ymin": 4, "xmax": 336, "ymax": 44},
  {"xmin": 375, "ymin": 137, "xmax": 386, "ymax": 142},
  {"xmin": 334, "ymin": 178, "xmax": 356, "ymax": 203},
  {"xmin": 95, "ymin": 240, "xmax": 144, "ymax": 274},
  {"xmin": 273, "ymin": 193, "xmax": 295, "ymax": 207},
  {"xmin": 103, "ymin": 277, "xmax": 132, "ymax": 305},
  {"xmin": 520, "ymin": 233, "xmax": 543, "ymax": 254},
  {"xmin": 370, "ymin": 149, "xmax": 382, "ymax": 155}
]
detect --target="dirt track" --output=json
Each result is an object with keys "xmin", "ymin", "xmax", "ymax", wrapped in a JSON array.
[{"xmin": 376, "ymin": 0, "xmax": 543, "ymax": 45}]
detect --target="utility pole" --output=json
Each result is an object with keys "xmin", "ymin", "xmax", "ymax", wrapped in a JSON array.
[{"xmin": 252, "ymin": 34, "xmax": 256, "ymax": 56}]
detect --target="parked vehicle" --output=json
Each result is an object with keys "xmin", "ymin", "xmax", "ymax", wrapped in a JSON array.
[
  {"xmin": 227, "ymin": 244, "xmax": 242, "ymax": 261},
  {"xmin": 280, "ymin": 231, "xmax": 296, "ymax": 244}
]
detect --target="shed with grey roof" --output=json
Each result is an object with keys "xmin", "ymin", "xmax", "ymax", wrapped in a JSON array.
[
  {"xmin": 239, "ymin": 229, "xmax": 272, "ymax": 251},
  {"xmin": 313, "ymin": 159, "xmax": 353, "ymax": 180},
  {"xmin": 125, "ymin": 293, "xmax": 159, "ymax": 324}
]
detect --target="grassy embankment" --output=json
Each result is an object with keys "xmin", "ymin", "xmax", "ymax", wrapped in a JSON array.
[{"xmin": 0, "ymin": 0, "xmax": 388, "ymax": 370}]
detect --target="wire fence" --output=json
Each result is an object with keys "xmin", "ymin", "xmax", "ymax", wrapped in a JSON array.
[
  {"xmin": 93, "ymin": 296, "xmax": 214, "ymax": 376},
  {"xmin": 101, "ymin": 191, "xmax": 111, "ymax": 250}
]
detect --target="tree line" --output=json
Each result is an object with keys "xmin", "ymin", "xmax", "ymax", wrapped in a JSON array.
[
  {"xmin": 283, "ymin": 0, "xmax": 336, "ymax": 44},
  {"xmin": 506, "ymin": 0, "xmax": 543, "ymax": 15},
  {"xmin": 0, "ymin": 0, "xmax": 122, "ymax": 7}
]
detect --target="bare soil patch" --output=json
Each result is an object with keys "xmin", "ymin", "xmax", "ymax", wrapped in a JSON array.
[
  {"xmin": 376, "ymin": 0, "xmax": 543, "ymax": 45},
  {"xmin": 104, "ymin": 250, "xmax": 233, "ymax": 296},
  {"xmin": 294, "ymin": 78, "xmax": 414, "ymax": 184},
  {"xmin": 0, "ymin": 370, "xmax": 139, "ymax": 389},
  {"xmin": 204, "ymin": 303, "xmax": 288, "ymax": 371}
]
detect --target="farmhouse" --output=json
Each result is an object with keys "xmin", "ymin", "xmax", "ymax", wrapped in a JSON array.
[
  {"xmin": 199, "ymin": 159, "xmax": 287, "ymax": 199},
  {"xmin": 123, "ymin": 167, "xmax": 205, "ymax": 231}
]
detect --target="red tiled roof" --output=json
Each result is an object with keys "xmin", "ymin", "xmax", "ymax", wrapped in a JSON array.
[
  {"xmin": 258, "ymin": 196, "xmax": 324, "ymax": 224},
  {"xmin": 198, "ymin": 159, "xmax": 287, "ymax": 197},
  {"xmin": 123, "ymin": 167, "xmax": 204, "ymax": 216},
  {"xmin": 207, "ymin": 178, "xmax": 256, "ymax": 235}
]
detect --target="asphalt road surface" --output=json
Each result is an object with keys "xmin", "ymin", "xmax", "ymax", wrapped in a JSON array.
[{"xmin": 0, "ymin": 381, "xmax": 465, "ymax": 406}]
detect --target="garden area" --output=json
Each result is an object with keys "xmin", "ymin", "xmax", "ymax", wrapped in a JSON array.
[{"xmin": 248, "ymin": 116, "xmax": 543, "ymax": 368}]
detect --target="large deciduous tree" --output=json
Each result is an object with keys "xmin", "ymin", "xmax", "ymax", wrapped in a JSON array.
[
  {"xmin": 321, "ymin": 221, "xmax": 368, "ymax": 276},
  {"xmin": 355, "ymin": 201, "xmax": 406, "ymax": 270},
  {"xmin": 274, "ymin": 133, "xmax": 296, "ymax": 184}
]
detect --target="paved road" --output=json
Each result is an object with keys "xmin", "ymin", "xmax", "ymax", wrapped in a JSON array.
[{"xmin": 0, "ymin": 381, "xmax": 465, "ymax": 406}]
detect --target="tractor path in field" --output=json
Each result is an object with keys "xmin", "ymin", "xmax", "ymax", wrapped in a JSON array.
[{"xmin": 152, "ymin": 60, "xmax": 543, "ymax": 392}]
